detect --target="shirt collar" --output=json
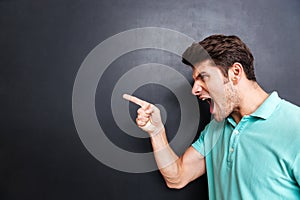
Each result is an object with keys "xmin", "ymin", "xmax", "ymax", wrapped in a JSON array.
[
  {"xmin": 227, "ymin": 91, "xmax": 281, "ymax": 125},
  {"xmin": 249, "ymin": 91, "xmax": 281, "ymax": 119}
]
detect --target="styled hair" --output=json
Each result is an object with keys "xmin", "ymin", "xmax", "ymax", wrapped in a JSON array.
[{"xmin": 182, "ymin": 34, "xmax": 256, "ymax": 81}]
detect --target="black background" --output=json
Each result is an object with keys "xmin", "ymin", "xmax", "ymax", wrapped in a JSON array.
[{"xmin": 1, "ymin": 0, "xmax": 299, "ymax": 199}]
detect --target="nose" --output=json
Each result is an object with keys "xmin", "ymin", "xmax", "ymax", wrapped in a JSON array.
[{"xmin": 192, "ymin": 81, "xmax": 202, "ymax": 96}]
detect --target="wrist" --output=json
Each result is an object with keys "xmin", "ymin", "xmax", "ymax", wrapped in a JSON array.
[{"xmin": 149, "ymin": 125, "xmax": 164, "ymax": 138}]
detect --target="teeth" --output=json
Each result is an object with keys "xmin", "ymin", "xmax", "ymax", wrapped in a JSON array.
[{"xmin": 202, "ymin": 98, "xmax": 206, "ymax": 101}]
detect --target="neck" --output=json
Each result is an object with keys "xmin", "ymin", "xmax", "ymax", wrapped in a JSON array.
[{"xmin": 231, "ymin": 81, "xmax": 269, "ymax": 124}]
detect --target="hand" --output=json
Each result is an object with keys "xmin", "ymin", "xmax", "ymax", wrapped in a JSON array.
[{"xmin": 123, "ymin": 94, "xmax": 164, "ymax": 137}]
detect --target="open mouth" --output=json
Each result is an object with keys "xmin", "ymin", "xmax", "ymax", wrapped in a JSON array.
[{"xmin": 201, "ymin": 97, "xmax": 214, "ymax": 113}]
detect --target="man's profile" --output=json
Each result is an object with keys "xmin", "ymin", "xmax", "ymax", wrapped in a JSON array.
[{"xmin": 123, "ymin": 35, "xmax": 300, "ymax": 199}]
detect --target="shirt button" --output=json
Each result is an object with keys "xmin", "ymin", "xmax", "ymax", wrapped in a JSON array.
[
  {"xmin": 230, "ymin": 148, "xmax": 234, "ymax": 152},
  {"xmin": 233, "ymin": 130, "xmax": 239, "ymax": 135}
]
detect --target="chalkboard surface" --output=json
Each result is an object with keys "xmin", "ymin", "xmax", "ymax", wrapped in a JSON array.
[{"xmin": 1, "ymin": 0, "xmax": 299, "ymax": 199}]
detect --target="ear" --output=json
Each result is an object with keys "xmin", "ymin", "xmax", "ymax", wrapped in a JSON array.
[{"xmin": 229, "ymin": 62, "xmax": 243, "ymax": 84}]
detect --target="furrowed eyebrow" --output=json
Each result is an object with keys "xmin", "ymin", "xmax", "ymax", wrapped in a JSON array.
[
  {"xmin": 199, "ymin": 72, "xmax": 208, "ymax": 76},
  {"xmin": 193, "ymin": 71, "xmax": 208, "ymax": 79}
]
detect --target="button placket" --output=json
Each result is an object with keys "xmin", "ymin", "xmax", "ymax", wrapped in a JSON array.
[
  {"xmin": 232, "ymin": 130, "xmax": 239, "ymax": 135},
  {"xmin": 227, "ymin": 121, "xmax": 245, "ymax": 166},
  {"xmin": 227, "ymin": 131, "xmax": 239, "ymax": 163},
  {"xmin": 227, "ymin": 116, "xmax": 249, "ymax": 167}
]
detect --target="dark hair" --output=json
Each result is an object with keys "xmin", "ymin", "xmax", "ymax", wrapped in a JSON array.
[{"xmin": 182, "ymin": 34, "xmax": 256, "ymax": 81}]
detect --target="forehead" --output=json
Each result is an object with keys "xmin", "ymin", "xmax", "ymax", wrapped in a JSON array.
[{"xmin": 192, "ymin": 60, "xmax": 218, "ymax": 76}]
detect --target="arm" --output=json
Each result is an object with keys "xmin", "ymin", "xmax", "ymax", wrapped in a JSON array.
[
  {"xmin": 123, "ymin": 94, "xmax": 206, "ymax": 189},
  {"xmin": 150, "ymin": 129, "xmax": 206, "ymax": 189}
]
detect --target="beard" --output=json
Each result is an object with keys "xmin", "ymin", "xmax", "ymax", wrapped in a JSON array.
[{"xmin": 212, "ymin": 81, "xmax": 239, "ymax": 122}]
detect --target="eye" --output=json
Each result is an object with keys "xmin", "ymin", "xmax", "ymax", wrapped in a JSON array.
[
  {"xmin": 199, "ymin": 74, "xmax": 209, "ymax": 81},
  {"xmin": 193, "ymin": 71, "xmax": 209, "ymax": 82}
]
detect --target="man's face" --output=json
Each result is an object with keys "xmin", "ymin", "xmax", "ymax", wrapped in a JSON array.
[{"xmin": 192, "ymin": 60, "xmax": 239, "ymax": 122}]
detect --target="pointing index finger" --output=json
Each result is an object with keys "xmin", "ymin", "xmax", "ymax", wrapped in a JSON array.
[{"xmin": 123, "ymin": 94, "xmax": 150, "ymax": 109}]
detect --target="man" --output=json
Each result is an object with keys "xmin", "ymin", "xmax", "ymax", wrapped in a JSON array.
[{"xmin": 123, "ymin": 35, "xmax": 300, "ymax": 199}]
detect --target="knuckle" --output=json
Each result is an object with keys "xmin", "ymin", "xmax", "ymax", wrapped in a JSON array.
[
  {"xmin": 141, "ymin": 117, "xmax": 148, "ymax": 122},
  {"xmin": 137, "ymin": 108, "xmax": 143, "ymax": 114},
  {"xmin": 145, "ymin": 108, "xmax": 153, "ymax": 114}
]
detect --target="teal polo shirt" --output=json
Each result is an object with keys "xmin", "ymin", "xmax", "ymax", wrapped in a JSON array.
[{"xmin": 192, "ymin": 92, "xmax": 300, "ymax": 199}]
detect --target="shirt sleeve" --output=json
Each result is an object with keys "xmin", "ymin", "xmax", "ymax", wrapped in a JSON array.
[{"xmin": 192, "ymin": 123, "xmax": 209, "ymax": 156}]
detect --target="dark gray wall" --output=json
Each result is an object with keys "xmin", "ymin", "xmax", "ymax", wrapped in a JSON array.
[{"xmin": 1, "ymin": 0, "xmax": 299, "ymax": 200}]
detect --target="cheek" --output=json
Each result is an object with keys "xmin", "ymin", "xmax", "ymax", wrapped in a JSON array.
[{"xmin": 206, "ymin": 80, "xmax": 226, "ymax": 98}]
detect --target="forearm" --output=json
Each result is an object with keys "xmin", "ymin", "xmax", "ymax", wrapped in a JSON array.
[
  {"xmin": 122, "ymin": 94, "xmax": 199, "ymax": 187},
  {"xmin": 150, "ymin": 128, "xmax": 184, "ymax": 187}
]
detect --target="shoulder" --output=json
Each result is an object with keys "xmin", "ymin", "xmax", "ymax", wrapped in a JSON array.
[
  {"xmin": 276, "ymin": 99, "xmax": 300, "ymax": 125},
  {"xmin": 201, "ymin": 119, "xmax": 225, "ymax": 137},
  {"xmin": 279, "ymin": 99, "xmax": 300, "ymax": 112},
  {"xmin": 271, "ymin": 98, "xmax": 300, "ymax": 146},
  {"xmin": 192, "ymin": 119, "xmax": 225, "ymax": 156}
]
